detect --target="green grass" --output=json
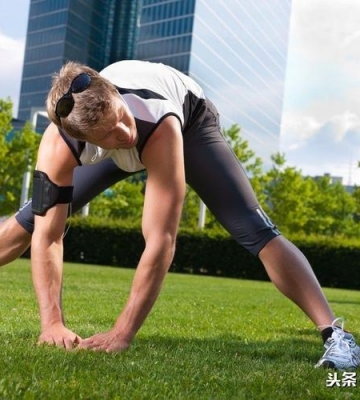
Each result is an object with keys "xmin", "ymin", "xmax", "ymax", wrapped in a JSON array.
[{"xmin": 0, "ymin": 259, "xmax": 359, "ymax": 399}]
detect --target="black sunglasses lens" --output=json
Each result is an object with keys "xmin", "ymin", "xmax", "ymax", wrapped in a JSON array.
[
  {"xmin": 71, "ymin": 73, "xmax": 91, "ymax": 93},
  {"xmin": 55, "ymin": 73, "xmax": 91, "ymax": 119},
  {"xmin": 55, "ymin": 96, "xmax": 75, "ymax": 118}
]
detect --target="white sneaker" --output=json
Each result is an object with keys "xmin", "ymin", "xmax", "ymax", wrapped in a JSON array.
[{"xmin": 315, "ymin": 318, "xmax": 360, "ymax": 370}]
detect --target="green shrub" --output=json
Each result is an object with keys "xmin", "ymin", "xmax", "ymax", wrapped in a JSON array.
[{"xmin": 60, "ymin": 217, "xmax": 360, "ymax": 290}]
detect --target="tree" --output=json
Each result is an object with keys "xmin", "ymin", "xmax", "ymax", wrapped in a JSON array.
[
  {"xmin": 179, "ymin": 185, "xmax": 202, "ymax": 229},
  {"xmin": 223, "ymin": 124, "xmax": 263, "ymax": 177},
  {"xmin": 346, "ymin": 186, "xmax": 360, "ymax": 237},
  {"xmin": 260, "ymin": 153, "xmax": 316, "ymax": 234},
  {"xmin": 223, "ymin": 124, "xmax": 266, "ymax": 204},
  {"xmin": 88, "ymin": 178, "xmax": 145, "ymax": 223},
  {"xmin": 307, "ymin": 176, "xmax": 356, "ymax": 236},
  {"xmin": 261, "ymin": 153, "xmax": 356, "ymax": 237},
  {"xmin": 351, "ymin": 186, "xmax": 360, "ymax": 222},
  {"xmin": 0, "ymin": 99, "xmax": 41, "ymax": 215}
]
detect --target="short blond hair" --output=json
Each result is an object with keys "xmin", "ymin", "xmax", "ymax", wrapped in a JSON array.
[{"xmin": 46, "ymin": 61, "xmax": 119, "ymax": 140}]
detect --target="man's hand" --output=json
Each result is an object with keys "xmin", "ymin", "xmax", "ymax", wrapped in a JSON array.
[
  {"xmin": 78, "ymin": 329, "xmax": 131, "ymax": 353},
  {"xmin": 38, "ymin": 323, "xmax": 82, "ymax": 350}
]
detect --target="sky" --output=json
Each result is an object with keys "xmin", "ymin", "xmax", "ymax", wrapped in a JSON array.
[
  {"xmin": 1, "ymin": 0, "xmax": 360, "ymax": 185},
  {"xmin": 282, "ymin": 0, "xmax": 360, "ymax": 185}
]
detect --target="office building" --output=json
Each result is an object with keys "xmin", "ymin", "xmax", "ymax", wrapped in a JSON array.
[
  {"xmin": 137, "ymin": 0, "xmax": 292, "ymax": 164},
  {"xmin": 19, "ymin": 0, "xmax": 292, "ymax": 165},
  {"xmin": 18, "ymin": 0, "xmax": 140, "ymax": 126}
]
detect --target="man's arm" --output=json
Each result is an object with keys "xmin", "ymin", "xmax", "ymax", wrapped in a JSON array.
[
  {"xmin": 79, "ymin": 116, "xmax": 186, "ymax": 351},
  {"xmin": 30, "ymin": 123, "xmax": 80, "ymax": 348}
]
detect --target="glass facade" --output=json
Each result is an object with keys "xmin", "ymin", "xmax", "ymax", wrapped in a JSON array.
[
  {"xmin": 136, "ymin": 0, "xmax": 292, "ymax": 166},
  {"xmin": 18, "ymin": 0, "xmax": 139, "ymax": 122},
  {"xmin": 136, "ymin": 0, "xmax": 195, "ymax": 73},
  {"xmin": 19, "ymin": 0, "xmax": 292, "ymax": 165}
]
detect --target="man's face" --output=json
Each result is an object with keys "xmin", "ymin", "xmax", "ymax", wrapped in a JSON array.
[{"xmin": 87, "ymin": 96, "xmax": 138, "ymax": 150}]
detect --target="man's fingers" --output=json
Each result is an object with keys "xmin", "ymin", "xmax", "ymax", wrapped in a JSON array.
[
  {"xmin": 78, "ymin": 333, "xmax": 129, "ymax": 352},
  {"xmin": 37, "ymin": 334, "xmax": 82, "ymax": 349},
  {"xmin": 63, "ymin": 335, "xmax": 82, "ymax": 349},
  {"xmin": 78, "ymin": 338, "xmax": 95, "ymax": 349},
  {"xmin": 63, "ymin": 338, "xmax": 74, "ymax": 349}
]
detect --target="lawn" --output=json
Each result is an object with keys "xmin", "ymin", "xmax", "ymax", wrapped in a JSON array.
[{"xmin": 0, "ymin": 259, "xmax": 359, "ymax": 399}]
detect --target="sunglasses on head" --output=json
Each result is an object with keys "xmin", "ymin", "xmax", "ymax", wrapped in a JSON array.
[{"xmin": 55, "ymin": 73, "xmax": 92, "ymax": 119}]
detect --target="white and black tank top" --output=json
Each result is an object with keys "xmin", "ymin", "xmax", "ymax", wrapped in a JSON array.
[{"xmin": 59, "ymin": 60, "xmax": 207, "ymax": 172}]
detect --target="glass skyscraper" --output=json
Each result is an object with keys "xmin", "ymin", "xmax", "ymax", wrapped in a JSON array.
[
  {"xmin": 19, "ymin": 0, "xmax": 292, "ymax": 164},
  {"xmin": 136, "ymin": 0, "xmax": 292, "ymax": 164},
  {"xmin": 137, "ymin": 0, "xmax": 195, "ymax": 73},
  {"xmin": 18, "ymin": 0, "xmax": 140, "ymax": 122}
]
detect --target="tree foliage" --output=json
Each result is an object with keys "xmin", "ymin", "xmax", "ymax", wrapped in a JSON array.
[
  {"xmin": 0, "ymin": 99, "xmax": 41, "ymax": 215},
  {"xmin": 260, "ymin": 153, "xmax": 318, "ymax": 232},
  {"xmin": 87, "ymin": 176, "xmax": 145, "ymax": 223},
  {"xmin": 223, "ymin": 124, "xmax": 263, "ymax": 177},
  {"xmin": 261, "ymin": 153, "xmax": 358, "ymax": 237}
]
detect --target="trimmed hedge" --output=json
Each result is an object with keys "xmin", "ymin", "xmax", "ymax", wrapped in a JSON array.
[{"xmin": 61, "ymin": 217, "xmax": 360, "ymax": 290}]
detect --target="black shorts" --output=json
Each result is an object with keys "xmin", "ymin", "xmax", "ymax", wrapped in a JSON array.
[{"xmin": 16, "ymin": 99, "xmax": 280, "ymax": 256}]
